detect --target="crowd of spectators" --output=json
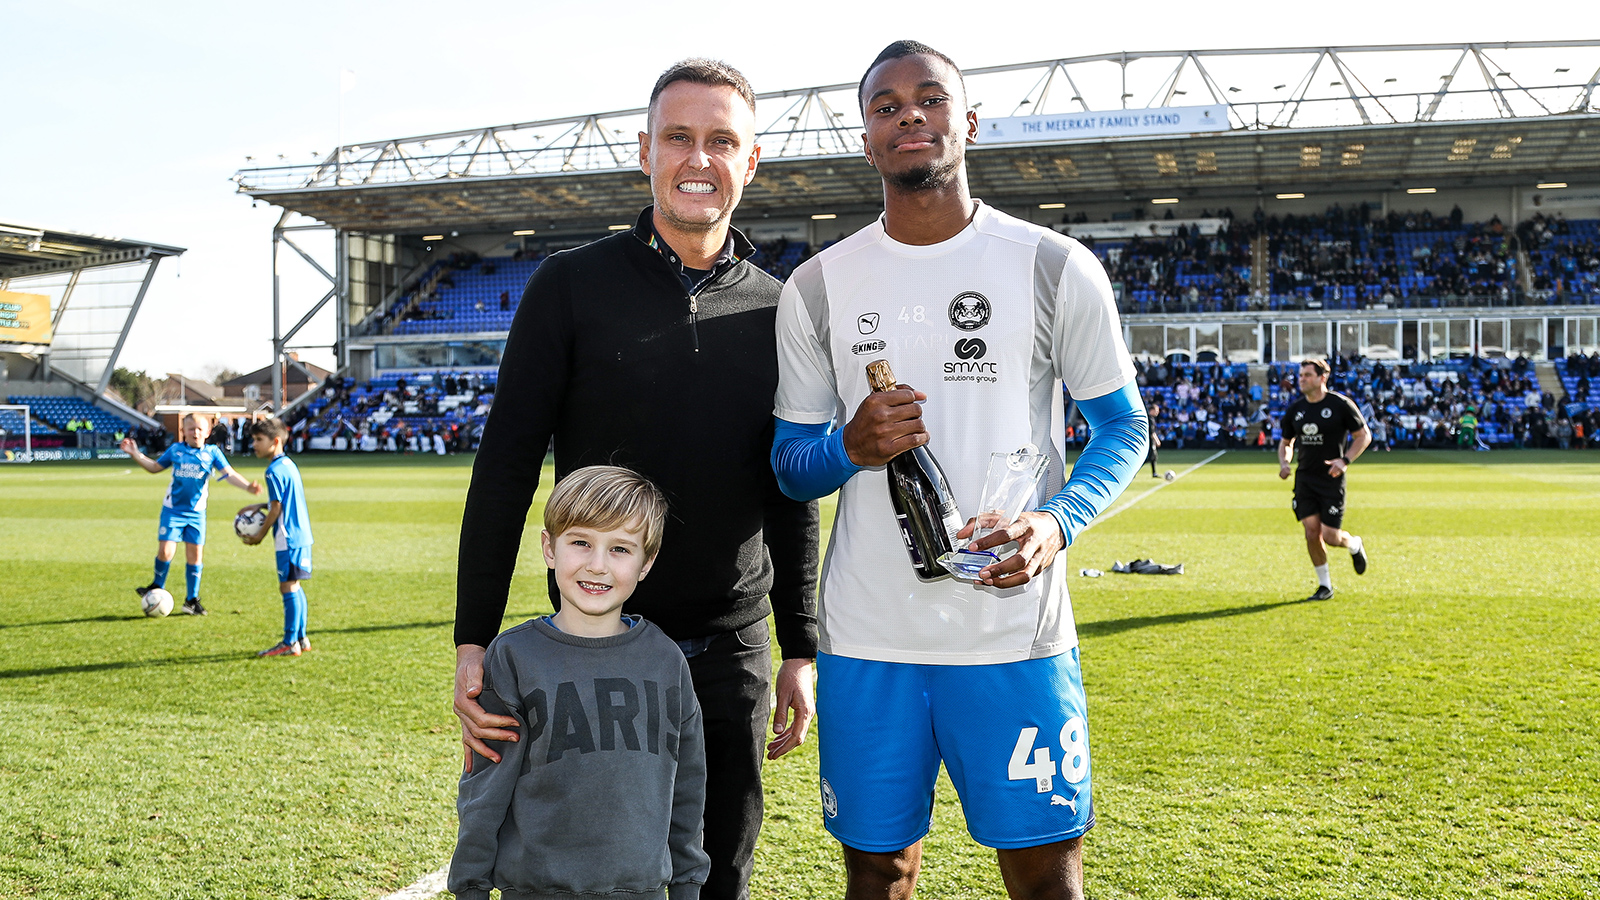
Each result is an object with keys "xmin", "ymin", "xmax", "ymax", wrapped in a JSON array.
[
  {"xmin": 1076, "ymin": 205, "xmax": 1599, "ymax": 314},
  {"xmin": 1520, "ymin": 213, "xmax": 1600, "ymax": 298},
  {"xmin": 1134, "ymin": 359, "xmax": 1261, "ymax": 449},
  {"xmin": 1119, "ymin": 350, "xmax": 1600, "ymax": 452},
  {"xmin": 290, "ymin": 371, "xmax": 493, "ymax": 453}
]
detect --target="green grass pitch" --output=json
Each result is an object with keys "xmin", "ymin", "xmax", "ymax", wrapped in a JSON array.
[{"xmin": 1, "ymin": 450, "xmax": 1596, "ymax": 899}]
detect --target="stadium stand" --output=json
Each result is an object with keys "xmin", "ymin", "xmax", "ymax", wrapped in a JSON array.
[
  {"xmin": 352, "ymin": 213, "xmax": 1588, "ymax": 343},
  {"xmin": 1122, "ymin": 352, "xmax": 1595, "ymax": 451},
  {"xmin": 1522, "ymin": 214, "xmax": 1600, "ymax": 302},
  {"xmin": 0, "ymin": 408, "xmax": 57, "ymax": 436},
  {"xmin": 1082, "ymin": 206, "xmax": 1586, "ymax": 314},
  {"xmin": 8, "ymin": 395, "xmax": 133, "ymax": 435},
  {"xmin": 368, "ymin": 241, "xmax": 822, "ymax": 338},
  {"xmin": 296, "ymin": 371, "xmax": 495, "ymax": 447}
]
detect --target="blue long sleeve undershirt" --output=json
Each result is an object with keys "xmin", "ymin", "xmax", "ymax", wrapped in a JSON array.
[{"xmin": 771, "ymin": 380, "xmax": 1148, "ymax": 546}]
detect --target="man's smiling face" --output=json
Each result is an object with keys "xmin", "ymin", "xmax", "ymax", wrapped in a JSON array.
[{"xmin": 639, "ymin": 81, "xmax": 760, "ymax": 235}]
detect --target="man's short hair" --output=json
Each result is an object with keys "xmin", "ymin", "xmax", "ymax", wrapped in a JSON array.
[
  {"xmin": 858, "ymin": 40, "xmax": 967, "ymax": 112},
  {"xmin": 544, "ymin": 465, "xmax": 669, "ymax": 560},
  {"xmin": 1300, "ymin": 357, "xmax": 1330, "ymax": 377},
  {"xmin": 649, "ymin": 58, "xmax": 756, "ymax": 122},
  {"xmin": 251, "ymin": 417, "xmax": 290, "ymax": 441}
]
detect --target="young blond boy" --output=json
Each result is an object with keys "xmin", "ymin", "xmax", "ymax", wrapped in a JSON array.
[
  {"xmin": 121, "ymin": 413, "xmax": 263, "ymax": 616},
  {"xmin": 237, "ymin": 417, "xmax": 315, "ymax": 657},
  {"xmin": 450, "ymin": 466, "xmax": 709, "ymax": 900}
]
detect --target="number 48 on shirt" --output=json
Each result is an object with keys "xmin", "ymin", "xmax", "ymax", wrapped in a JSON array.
[{"xmin": 1008, "ymin": 719, "xmax": 1089, "ymax": 793}]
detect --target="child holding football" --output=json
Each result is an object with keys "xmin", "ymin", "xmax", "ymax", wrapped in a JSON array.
[
  {"xmin": 121, "ymin": 412, "xmax": 263, "ymax": 616},
  {"xmin": 449, "ymin": 466, "xmax": 708, "ymax": 900},
  {"xmin": 237, "ymin": 417, "xmax": 315, "ymax": 657}
]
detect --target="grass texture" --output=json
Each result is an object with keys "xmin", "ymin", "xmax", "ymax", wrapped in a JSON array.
[{"xmin": 1, "ymin": 450, "xmax": 1596, "ymax": 898}]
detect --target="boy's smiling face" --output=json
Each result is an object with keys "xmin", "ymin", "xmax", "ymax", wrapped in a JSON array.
[{"xmin": 541, "ymin": 521, "xmax": 656, "ymax": 636}]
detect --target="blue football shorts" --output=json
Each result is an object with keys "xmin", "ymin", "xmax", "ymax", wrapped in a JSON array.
[
  {"xmin": 275, "ymin": 547, "xmax": 313, "ymax": 583},
  {"xmin": 157, "ymin": 509, "xmax": 205, "ymax": 545},
  {"xmin": 816, "ymin": 648, "xmax": 1094, "ymax": 851}
]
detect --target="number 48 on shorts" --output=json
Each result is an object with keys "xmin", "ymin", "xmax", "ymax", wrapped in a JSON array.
[{"xmin": 1009, "ymin": 718, "xmax": 1089, "ymax": 794}]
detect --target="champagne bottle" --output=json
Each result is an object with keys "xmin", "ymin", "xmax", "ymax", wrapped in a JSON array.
[{"xmin": 866, "ymin": 359, "xmax": 964, "ymax": 581}]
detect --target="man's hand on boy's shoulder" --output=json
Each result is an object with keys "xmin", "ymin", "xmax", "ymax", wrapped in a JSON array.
[{"xmin": 455, "ymin": 644, "xmax": 521, "ymax": 772}]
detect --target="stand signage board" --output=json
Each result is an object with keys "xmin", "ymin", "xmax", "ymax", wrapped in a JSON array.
[
  {"xmin": 976, "ymin": 106, "xmax": 1229, "ymax": 144},
  {"xmin": 0, "ymin": 291, "xmax": 53, "ymax": 344}
]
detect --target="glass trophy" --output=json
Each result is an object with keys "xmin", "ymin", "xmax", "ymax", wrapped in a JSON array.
[{"xmin": 938, "ymin": 444, "xmax": 1050, "ymax": 581}]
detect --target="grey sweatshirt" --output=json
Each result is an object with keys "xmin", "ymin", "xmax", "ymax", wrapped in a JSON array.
[{"xmin": 450, "ymin": 616, "xmax": 709, "ymax": 900}]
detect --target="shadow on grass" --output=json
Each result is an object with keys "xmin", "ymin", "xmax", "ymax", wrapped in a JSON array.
[
  {"xmin": 0, "ymin": 652, "xmax": 250, "ymax": 680},
  {"xmin": 1079, "ymin": 599, "xmax": 1302, "ymax": 639},
  {"xmin": 313, "ymin": 620, "xmax": 453, "ymax": 635},
  {"xmin": 0, "ymin": 614, "xmax": 130, "ymax": 630},
  {"xmin": 0, "ymin": 622, "xmax": 455, "ymax": 680}
]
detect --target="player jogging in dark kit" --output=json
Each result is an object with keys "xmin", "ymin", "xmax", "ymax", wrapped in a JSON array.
[{"xmin": 1278, "ymin": 357, "xmax": 1371, "ymax": 601}]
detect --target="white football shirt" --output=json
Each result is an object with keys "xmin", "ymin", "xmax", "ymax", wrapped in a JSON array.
[{"xmin": 775, "ymin": 201, "xmax": 1135, "ymax": 665}]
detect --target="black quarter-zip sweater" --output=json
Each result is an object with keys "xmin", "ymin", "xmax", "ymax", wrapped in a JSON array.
[{"xmin": 456, "ymin": 208, "xmax": 820, "ymax": 657}]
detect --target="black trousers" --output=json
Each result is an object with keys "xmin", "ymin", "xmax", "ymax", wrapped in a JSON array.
[{"xmin": 683, "ymin": 619, "xmax": 772, "ymax": 900}]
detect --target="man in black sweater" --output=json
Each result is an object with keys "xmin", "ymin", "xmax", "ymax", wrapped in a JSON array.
[{"xmin": 454, "ymin": 59, "xmax": 819, "ymax": 900}]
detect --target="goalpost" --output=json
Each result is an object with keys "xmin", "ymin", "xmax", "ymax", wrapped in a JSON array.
[{"xmin": 0, "ymin": 404, "xmax": 33, "ymax": 463}]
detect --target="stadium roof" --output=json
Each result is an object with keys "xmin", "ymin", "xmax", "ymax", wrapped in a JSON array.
[
  {"xmin": 0, "ymin": 222, "xmax": 186, "ymax": 280},
  {"xmin": 236, "ymin": 41, "xmax": 1600, "ymax": 233}
]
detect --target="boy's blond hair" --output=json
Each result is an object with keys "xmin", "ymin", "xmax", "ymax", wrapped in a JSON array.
[
  {"xmin": 543, "ymin": 466, "xmax": 668, "ymax": 560},
  {"xmin": 182, "ymin": 411, "xmax": 212, "ymax": 429}
]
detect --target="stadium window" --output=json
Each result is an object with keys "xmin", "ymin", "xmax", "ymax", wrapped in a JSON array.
[
  {"xmin": 1153, "ymin": 152, "xmax": 1179, "ymax": 176},
  {"xmin": 1447, "ymin": 138, "xmax": 1477, "ymax": 162},
  {"xmin": 1038, "ymin": 203, "xmax": 1066, "ymax": 209},
  {"xmin": 1406, "ymin": 187, "xmax": 1437, "ymax": 194},
  {"xmin": 1129, "ymin": 325, "xmax": 1164, "ymax": 359},
  {"xmin": 1052, "ymin": 157, "xmax": 1079, "ymax": 178},
  {"xmin": 1222, "ymin": 324, "xmax": 1261, "ymax": 363},
  {"xmin": 422, "ymin": 234, "xmax": 444, "ymax": 241},
  {"xmin": 1014, "ymin": 159, "xmax": 1043, "ymax": 180},
  {"xmin": 1365, "ymin": 322, "xmax": 1400, "ymax": 359},
  {"xmin": 1536, "ymin": 182, "xmax": 1567, "ymax": 189},
  {"xmin": 1510, "ymin": 318, "xmax": 1543, "ymax": 359},
  {"xmin": 1479, "ymin": 319, "xmax": 1507, "ymax": 358},
  {"xmin": 810, "ymin": 213, "xmax": 837, "ymax": 220},
  {"xmin": 1300, "ymin": 145, "xmax": 1322, "ymax": 168},
  {"xmin": 1341, "ymin": 144, "xmax": 1364, "ymax": 166},
  {"xmin": 1276, "ymin": 193, "xmax": 1306, "ymax": 200},
  {"xmin": 607, "ymin": 225, "xmax": 630, "ymax": 231},
  {"xmin": 1195, "ymin": 150, "xmax": 1217, "ymax": 174}
]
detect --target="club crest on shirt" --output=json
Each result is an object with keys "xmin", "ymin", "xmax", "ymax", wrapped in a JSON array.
[
  {"xmin": 948, "ymin": 292, "xmax": 990, "ymax": 331},
  {"xmin": 1321, "ymin": 408, "xmax": 1333, "ymax": 418}
]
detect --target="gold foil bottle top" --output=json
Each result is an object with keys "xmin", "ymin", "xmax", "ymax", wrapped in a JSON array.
[{"xmin": 866, "ymin": 359, "xmax": 897, "ymax": 393}]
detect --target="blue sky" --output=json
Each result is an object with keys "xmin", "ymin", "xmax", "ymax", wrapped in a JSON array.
[{"xmin": 1, "ymin": 0, "xmax": 1585, "ymax": 377}]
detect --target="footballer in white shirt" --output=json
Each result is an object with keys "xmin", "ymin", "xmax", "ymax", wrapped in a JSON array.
[{"xmin": 772, "ymin": 41, "xmax": 1147, "ymax": 900}]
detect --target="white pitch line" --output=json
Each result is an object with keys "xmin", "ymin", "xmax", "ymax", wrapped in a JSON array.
[
  {"xmin": 1074, "ymin": 449, "xmax": 1226, "ymax": 537},
  {"xmin": 381, "ymin": 865, "xmax": 449, "ymax": 900}
]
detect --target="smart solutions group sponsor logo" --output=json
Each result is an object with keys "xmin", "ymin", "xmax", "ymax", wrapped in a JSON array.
[{"xmin": 944, "ymin": 337, "xmax": 998, "ymax": 382}]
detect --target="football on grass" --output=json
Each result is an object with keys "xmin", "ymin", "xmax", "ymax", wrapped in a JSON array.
[
  {"xmin": 142, "ymin": 588, "xmax": 174, "ymax": 618},
  {"xmin": 234, "ymin": 508, "xmax": 267, "ymax": 541},
  {"xmin": 1164, "ymin": 470, "xmax": 1176, "ymax": 482}
]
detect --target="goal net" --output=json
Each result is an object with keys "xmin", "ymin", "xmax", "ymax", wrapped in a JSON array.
[{"xmin": 0, "ymin": 404, "xmax": 33, "ymax": 463}]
